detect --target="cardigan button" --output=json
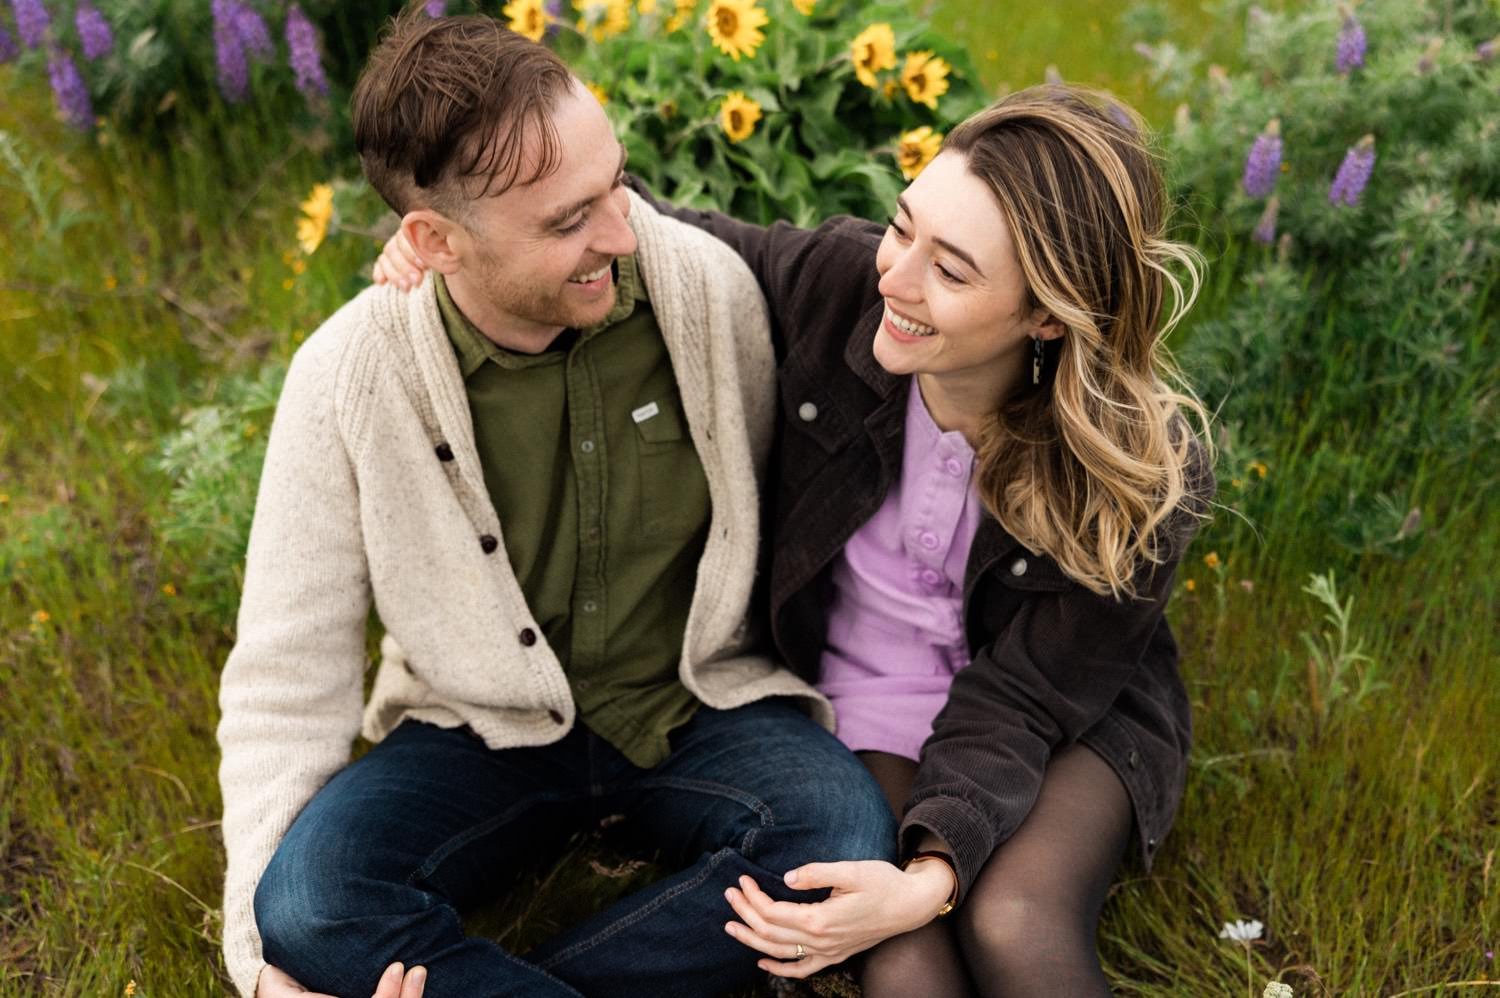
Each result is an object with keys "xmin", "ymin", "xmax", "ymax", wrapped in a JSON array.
[
  {"xmin": 548, "ymin": 709, "xmax": 565, "ymax": 724},
  {"xmin": 797, "ymin": 402, "xmax": 818, "ymax": 422},
  {"xmin": 434, "ymin": 442, "xmax": 454, "ymax": 462},
  {"xmin": 479, "ymin": 534, "xmax": 499, "ymax": 554},
  {"xmin": 1010, "ymin": 558, "xmax": 1028, "ymax": 576},
  {"xmin": 518, "ymin": 628, "xmax": 538, "ymax": 647}
]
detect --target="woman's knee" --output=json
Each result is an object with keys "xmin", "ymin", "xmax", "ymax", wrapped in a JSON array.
[{"xmin": 955, "ymin": 889, "xmax": 1096, "ymax": 977}]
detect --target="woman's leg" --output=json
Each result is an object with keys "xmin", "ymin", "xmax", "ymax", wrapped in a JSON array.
[
  {"xmin": 954, "ymin": 743, "xmax": 1133, "ymax": 997},
  {"xmin": 855, "ymin": 751, "xmax": 976, "ymax": 998}
]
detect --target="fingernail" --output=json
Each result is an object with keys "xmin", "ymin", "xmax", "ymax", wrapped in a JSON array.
[
  {"xmin": 412, "ymin": 968, "xmax": 426, "ymax": 986},
  {"xmin": 724, "ymin": 922, "xmax": 736, "ymax": 935},
  {"xmin": 785, "ymin": 870, "xmax": 799, "ymax": 886}
]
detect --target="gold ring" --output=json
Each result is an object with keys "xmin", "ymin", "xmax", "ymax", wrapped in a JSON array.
[{"xmin": 793, "ymin": 942, "xmax": 806, "ymax": 960}]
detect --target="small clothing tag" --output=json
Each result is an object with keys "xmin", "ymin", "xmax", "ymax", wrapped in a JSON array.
[{"xmin": 631, "ymin": 401, "xmax": 661, "ymax": 424}]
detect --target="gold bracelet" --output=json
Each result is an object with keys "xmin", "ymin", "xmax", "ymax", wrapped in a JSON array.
[{"xmin": 901, "ymin": 851, "xmax": 958, "ymax": 918}]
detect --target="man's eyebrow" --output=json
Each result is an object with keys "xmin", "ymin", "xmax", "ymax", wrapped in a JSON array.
[
  {"xmin": 896, "ymin": 194, "xmax": 985, "ymax": 279},
  {"xmin": 540, "ymin": 145, "xmax": 629, "ymax": 231}
]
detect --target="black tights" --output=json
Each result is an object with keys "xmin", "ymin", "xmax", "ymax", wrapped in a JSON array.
[{"xmin": 857, "ymin": 745, "xmax": 1133, "ymax": 998}]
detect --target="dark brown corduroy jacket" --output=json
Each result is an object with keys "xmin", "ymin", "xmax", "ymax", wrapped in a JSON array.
[{"xmin": 637, "ymin": 183, "xmax": 1212, "ymax": 902}]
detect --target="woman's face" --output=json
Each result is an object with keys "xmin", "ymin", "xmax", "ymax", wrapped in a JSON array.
[{"xmin": 873, "ymin": 150, "xmax": 1055, "ymax": 395}]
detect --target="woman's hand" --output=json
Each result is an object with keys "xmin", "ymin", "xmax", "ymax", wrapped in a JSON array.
[
  {"xmin": 371, "ymin": 228, "xmax": 426, "ymax": 291},
  {"xmin": 722, "ymin": 859, "xmax": 955, "ymax": 979},
  {"xmin": 257, "ymin": 961, "xmax": 426, "ymax": 998}
]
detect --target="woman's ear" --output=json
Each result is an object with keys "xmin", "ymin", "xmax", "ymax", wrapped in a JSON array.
[
  {"xmin": 400, "ymin": 209, "xmax": 465, "ymax": 275},
  {"xmin": 1032, "ymin": 309, "xmax": 1066, "ymax": 342}
]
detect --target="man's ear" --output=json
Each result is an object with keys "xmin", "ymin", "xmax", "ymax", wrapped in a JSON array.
[{"xmin": 401, "ymin": 209, "xmax": 465, "ymax": 275}]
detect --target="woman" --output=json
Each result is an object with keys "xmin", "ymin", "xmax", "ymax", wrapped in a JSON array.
[{"xmin": 376, "ymin": 84, "xmax": 1213, "ymax": 996}]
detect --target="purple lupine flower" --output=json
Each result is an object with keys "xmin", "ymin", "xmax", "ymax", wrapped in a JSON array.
[
  {"xmin": 1335, "ymin": 11, "xmax": 1366, "ymax": 74},
  {"xmin": 1476, "ymin": 36, "xmax": 1496, "ymax": 63},
  {"xmin": 1253, "ymin": 195, "xmax": 1279, "ymax": 244},
  {"xmin": 1242, "ymin": 119, "xmax": 1282, "ymax": 199},
  {"xmin": 47, "ymin": 46, "xmax": 92, "ymax": 129},
  {"xmin": 231, "ymin": 0, "xmax": 274, "ymax": 62},
  {"xmin": 423, "ymin": 0, "xmax": 446, "ymax": 15},
  {"xmin": 1328, "ymin": 134, "xmax": 1376, "ymax": 206},
  {"xmin": 285, "ymin": 4, "xmax": 328, "ymax": 98},
  {"xmin": 74, "ymin": 1, "xmax": 113, "ymax": 60},
  {"xmin": 212, "ymin": 0, "xmax": 250, "ymax": 102},
  {"xmin": 0, "ymin": 23, "xmax": 17, "ymax": 62},
  {"xmin": 544, "ymin": 0, "xmax": 564, "ymax": 36},
  {"xmin": 11, "ymin": 0, "xmax": 51, "ymax": 49}
]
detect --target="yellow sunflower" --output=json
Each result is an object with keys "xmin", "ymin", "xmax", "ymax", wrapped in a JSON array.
[
  {"xmin": 576, "ymin": 0, "xmax": 630, "ymax": 41},
  {"xmin": 638, "ymin": 0, "xmax": 657, "ymax": 13},
  {"xmin": 894, "ymin": 126, "xmax": 942, "ymax": 180},
  {"xmin": 297, "ymin": 183, "xmax": 334, "ymax": 255},
  {"xmin": 585, "ymin": 81, "xmax": 609, "ymax": 104},
  {"xmin": 664, "ymin": 0, "xmax": 696, "ymax": 32},
  {"xmin": 900, "ymin": 50, "xmax": 950, "ymax": 109},
  {"xmin": 502, "ymin": 0, "xmax": 549, "ymax": 41},
  {"xmin": 706, "ymin": 0, "xmax": 768, "ymax": 61},
  {"xmin": 849, "ymin": 23, "xmax": 896, "ymax": 88},
  {"xmin": 791, "ymin": 0, "xmax": 815, "ymax": 13},
  {"xmin": 719, "ymin": 90, "xmax": 763, "ymax": 143}
]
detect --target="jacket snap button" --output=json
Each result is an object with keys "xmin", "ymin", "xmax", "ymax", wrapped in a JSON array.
[
  {"xmin": 434, "ymin": 442, "xmax": 454, "ymax": 462},
  {"xmin": 548, "ymin": 709, "xmax": 565, "ymax": 724},
  {"xmin": 1128, "ymin": 749, "xmax": 1140, "ymax": 769},
  {"xmin": 518, "ymin": 628, "xmax": 538, "ymax": 647},
  {"xmin": 798, "ymin": 402, "xmax": 818, "ymax": 422},
  {"xmin": 1010, "ymin": 558, "xmax": 1028, "ymax": 576},
  {"xmin": 479, "ymin": 534, "xmax": 499, "ymax": 554}
]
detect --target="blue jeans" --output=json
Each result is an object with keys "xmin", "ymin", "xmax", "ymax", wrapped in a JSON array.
[{"xmin": 254, "ymin": 699, "xmax": 894, "ymax": 998}]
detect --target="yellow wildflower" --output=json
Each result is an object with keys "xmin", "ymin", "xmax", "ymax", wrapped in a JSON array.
[
  {"xmin": 585, "ymin": 81, "xmax": 609, "ymax": 105},
  {"xmin": 290, "ymin": 257, "xmax": 308, "ymax": 276},
  {"xmin": 502, "ymin": 0, "xmax": 549, "ymax": 41},
  {"xmin": 705, "ymin": 0, "xmax": 768, "ymax": 61},
  {"xmin": 162, "ymin": 583, "xmax": 178, "ymax": 597},
  {"xmin": 895, "ymin": 125, "xmax": 942, "ymax": 180},
  {"xmin": 1203, "ymin": 551, "xmax": 1221, "ymax": 569},
  {"xmin": 32, "ymin": 610, "xmax": 51, "ymax": 624},
  {"xmin": 124, "ymin": 982, "xmax": 137, "ymax": 997},
  {"xmin": 576, "ymin": 0, "xmax": 630, "ymax": 42},
  {"xmin": 1231, "ymin": 478, "xmax": 1243, "ymax": 489},
  {"xmin": 850, "ymin": 23, "xmax": 896, "ymax": 88},
  {"xmin": 0, "ymin": 493, "xmax": 8, "ymax": 504},
  {"xmin": 282, "ymin": 278, "xmax": 296, "ymax": 291},
  {"xmin": 103, "ymin": 274, "xmax": 118, "ymax": 290},
  {"xmin": 719, "ymin": 90, "xmax": 763, "ymax": 143},
  {"xmin": 1249, "ymin": 460, "xmax": 1268, "ymax": 479},
  {"xmin": 791, "ymin": 0, "xmax": 815, "ymax": 14},
  {"xmin": 1184, "ymin": 578, "xmax": 1196, "ymax": 592},
  {"xmin": 664, "ymin": 0, "xmax": 696, "ymax": 32},
  {"xmin": 296, "ymin": 183, "xmax": 334, "ymax": 256},
  {"xmin": 900, "ymin": 50, "xmax": 951, "ymax": 109},
  {"xmin": 637, "ymin": 0, "xmax": 656, "ymax": 13}
]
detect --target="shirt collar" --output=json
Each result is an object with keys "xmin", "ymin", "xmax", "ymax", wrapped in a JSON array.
[{"xmin": 436, "ymin": 255, "xmax": 645, "ymax": 378}]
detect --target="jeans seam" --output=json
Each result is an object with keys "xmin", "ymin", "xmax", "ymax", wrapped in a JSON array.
[
  {"xmin": 407, "ymin": 789, "xmax": 580, "ymax": 886},
  {"xmin": 614, "ymin": 775, "xmax": 775, "ymax": 856},
  {"xmin": 534, "ymin": 845, "xmax": 737, "ymax": 971}
]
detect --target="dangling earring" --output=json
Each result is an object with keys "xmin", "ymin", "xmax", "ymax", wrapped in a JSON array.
[{"xmin": 1031, "ymin": 335, "xmax": 1045, "ymax": 386}]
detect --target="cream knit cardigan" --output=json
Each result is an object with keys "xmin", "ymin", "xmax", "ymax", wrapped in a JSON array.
[{"xmin": 217, "ymin": 193, "xmax": 832, "ymax": 997}]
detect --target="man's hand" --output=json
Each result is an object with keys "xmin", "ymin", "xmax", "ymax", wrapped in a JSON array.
[
  {"xmin": 257, "ymin": 961, "xmax": 426, "ymax": 998},
  {"xmin": 721, "ymin": 859, "xmax": 955, "ymax": 979},
  {"xmin": 371, "ymin": 228, "xmax": 425, "ymax": 292}
]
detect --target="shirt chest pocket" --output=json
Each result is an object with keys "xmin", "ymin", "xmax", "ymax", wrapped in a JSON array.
[{"xmin": 632, "ymin": 396, "xmax": 710, "ymax": 540}]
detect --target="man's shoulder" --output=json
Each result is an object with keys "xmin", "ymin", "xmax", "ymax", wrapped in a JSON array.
[{"xmin": 287, "ymin": 282, "xmax": 414, "ymax": 388}]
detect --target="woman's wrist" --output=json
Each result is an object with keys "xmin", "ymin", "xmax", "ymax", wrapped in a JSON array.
[{"xmin": 901, "ymin": 855, "xmax": 958, "ymax": 921}]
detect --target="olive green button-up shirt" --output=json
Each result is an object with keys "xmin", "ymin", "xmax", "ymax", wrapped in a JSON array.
[{"xmin": 435, "ymin": 259, "xmax": 707, "ymax": 767}]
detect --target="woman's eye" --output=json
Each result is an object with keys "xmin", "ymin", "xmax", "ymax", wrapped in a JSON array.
[
  {"xmin": 888, "ymin": 219, "xmax": 909, "ymax": 239},
  {"xmin": 935, "ymin": 263, "xmax": 961, "ymax": 283}
]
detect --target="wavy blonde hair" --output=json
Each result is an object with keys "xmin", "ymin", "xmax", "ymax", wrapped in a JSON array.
[{"xmin": 945, "ymin": 85, "xmax": 1211, "ymax": 598}]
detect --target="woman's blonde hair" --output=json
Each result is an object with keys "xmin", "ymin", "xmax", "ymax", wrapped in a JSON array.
[{"xmin": 945, "ymin": 85, "xmax": 1211, "ymax": 598}]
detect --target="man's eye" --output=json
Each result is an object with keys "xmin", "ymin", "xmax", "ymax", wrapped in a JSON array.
[{"xmin": 557, "ymin": 215, "xmax": 589, "ymax": 235}]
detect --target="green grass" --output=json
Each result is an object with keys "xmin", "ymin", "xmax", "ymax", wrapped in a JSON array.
[{"xmin": 2, "ymin": 5, "xmax": 1498, "ymax": 996}]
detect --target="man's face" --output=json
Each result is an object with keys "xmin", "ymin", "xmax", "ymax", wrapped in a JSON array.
[{"xmin": 450, "ymin": 81, "xmax": 636, "ymax": 352}]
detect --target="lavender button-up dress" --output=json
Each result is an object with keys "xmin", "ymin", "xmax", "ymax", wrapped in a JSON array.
[{"xmin": 816, "ymin": 381, "xmax": 984, "ymax": 762}]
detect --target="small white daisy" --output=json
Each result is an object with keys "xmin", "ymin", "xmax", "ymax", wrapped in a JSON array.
[{"xmin": 1219, "ymin": 918, "xmax": 1264, "ymax": 943}]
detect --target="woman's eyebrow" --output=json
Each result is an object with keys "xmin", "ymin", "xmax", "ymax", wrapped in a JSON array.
[{"xmin": 896, "ymin": 194, "xmax": 986, "ymax": 278}]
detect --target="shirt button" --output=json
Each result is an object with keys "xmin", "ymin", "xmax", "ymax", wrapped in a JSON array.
[
  {"xmin": 548, "ymin": 709, "xmax": 565, "ymax": 724},
  {"xmin": 580, "ymin": 439, "xmax": 595, "ymax": 454},
  {"xmin": 919, "ymin": 531, "xmax": 939, "ymax": 550},
  {"xmin": 435, "ymin": 442, "xmax": 455, "ymax": 462},
  {"xmin": 582, "ymin": 600, "xmax": 598, "ymax": 614},
  {"xmin": 945, "ymin": 457, "xmax": 964, "ymax": 477},
  {"xmin": 479, "ymin": 534, "xmax": 499, "ymax": 554},
  {"xmin": 920, "ymin": 568, "xmax": 942, "ymax": 586},
  {"xmin": 518, "ymin": 628, "xmax": 538, "ymax": 647},
  {"xmin": 797, "ymin": 402, "xmax": 818, "ymax": 422},
  {"xmin": 1147, "ymin": 837, "xmax": 1158, "ymax": 851},
  {"xmin": 1010, "ymin": 558, "xmax": 1028, "ymax": 576}
]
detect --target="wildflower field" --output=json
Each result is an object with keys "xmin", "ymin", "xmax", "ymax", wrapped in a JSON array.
[{"xmin": 1, "ymin": 0, "xmax": 1497, "ymax": 995}]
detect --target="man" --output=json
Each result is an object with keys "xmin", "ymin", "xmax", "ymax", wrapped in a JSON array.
[{"xmin": 217, "ymin": 10, "xmax": 893, "ymax": 998}]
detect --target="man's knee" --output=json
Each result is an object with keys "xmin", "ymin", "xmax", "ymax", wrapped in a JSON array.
[{"xmin": 762, "ymin": 762, "xmax": 897, "ymax": 868}]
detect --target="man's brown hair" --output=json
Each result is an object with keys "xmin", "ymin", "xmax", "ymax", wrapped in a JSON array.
[{"xmin": 351, "ymin": 6, "xmax": 575, "ymax": 217}]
